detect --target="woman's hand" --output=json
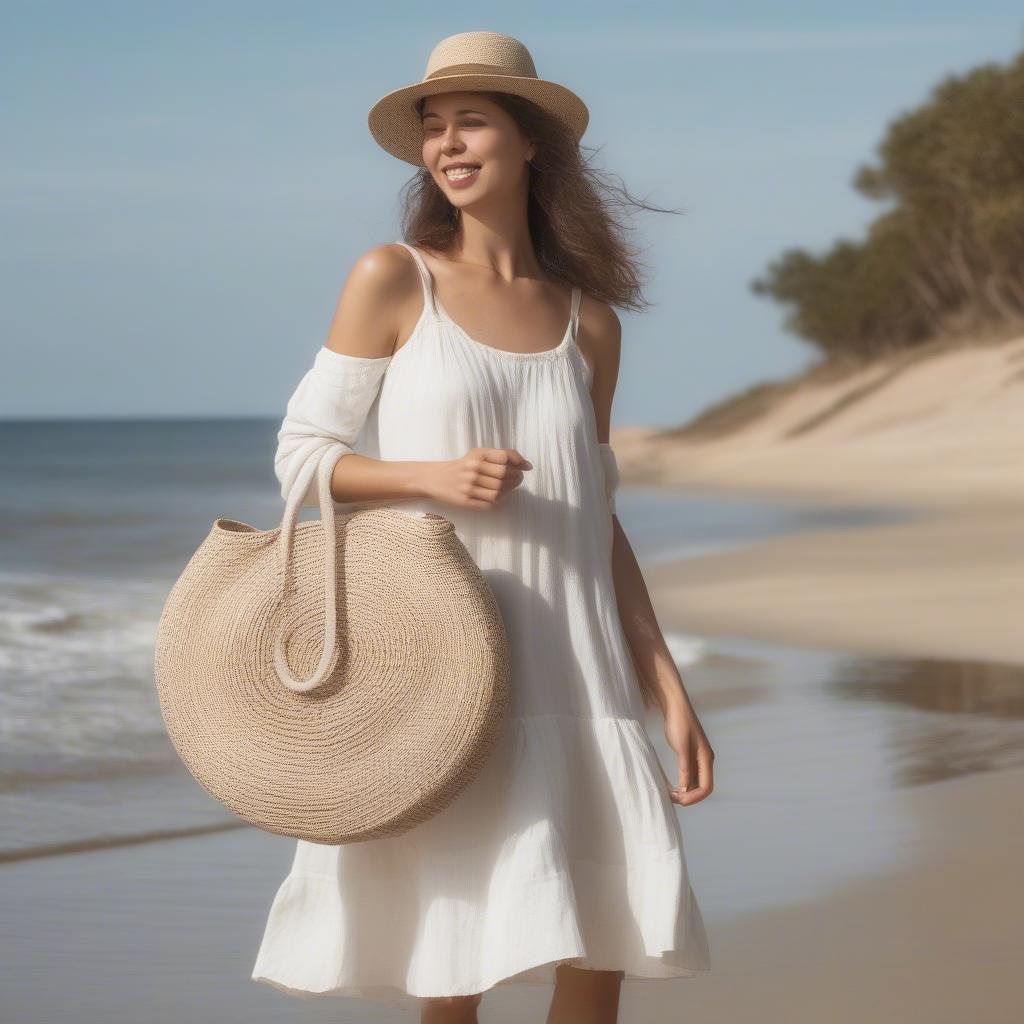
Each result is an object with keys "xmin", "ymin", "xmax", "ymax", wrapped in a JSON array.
[
  {"xmin": 424, "ymin": 447, "xmax": 533, "ymax": 510},
  {"xmin": 663, "ymin": 701, "xmax": 714, "ymax": 806}
]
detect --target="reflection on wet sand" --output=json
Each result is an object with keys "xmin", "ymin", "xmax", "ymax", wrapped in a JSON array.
[
  {"xmin": 830, "ymin": 655, "xmax": 1024, "ymax": 786},
  {"xmin": 832, "ymin": 656, "xmax": 1024, "ymax": 719}
]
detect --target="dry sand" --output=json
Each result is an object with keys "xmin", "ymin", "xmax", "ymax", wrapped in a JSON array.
[
  {"xmin": 614, "ymin": 332, "xmax": 1024, "ymax": 512},
  {"xmin": 646, "ymin": 502, "xmax": 1022, "ymax": 666}
]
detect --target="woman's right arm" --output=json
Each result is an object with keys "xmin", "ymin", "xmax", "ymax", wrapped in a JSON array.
[{"xmin": 281, "ymin": 245, "xmax": 427, "ymax": 508}]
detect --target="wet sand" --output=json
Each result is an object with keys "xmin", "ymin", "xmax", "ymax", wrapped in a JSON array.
[
  {"xmin": 617, "ymin": 761, "xmax": 1024, "ymax": 1024},
  {"xmin": 633, "ymin": 492, "xmax": 1024, "ymax": 1023},
  {"xmin": 4, "ymin": 756, "xmax": 1021, "ymax": 1024}
]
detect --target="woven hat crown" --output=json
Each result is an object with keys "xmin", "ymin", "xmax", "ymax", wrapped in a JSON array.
[{"xmin": 422, "ymin": 31, "xmax": 539, "ymax": 81}]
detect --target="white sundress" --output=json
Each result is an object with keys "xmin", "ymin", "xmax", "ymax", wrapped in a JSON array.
[{"xmin": 250, "ymin": 240, "xmax": 711, "ymax": 1008}]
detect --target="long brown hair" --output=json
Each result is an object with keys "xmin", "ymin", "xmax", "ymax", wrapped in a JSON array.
[{"xmin": 399, "ymin": 91, "xmax": 683, "ymax": 312}]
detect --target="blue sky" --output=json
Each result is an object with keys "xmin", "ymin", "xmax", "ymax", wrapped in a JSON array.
[{"xmin": 3, "ymin": 2, "xmax": 1022, "ymax": 427}]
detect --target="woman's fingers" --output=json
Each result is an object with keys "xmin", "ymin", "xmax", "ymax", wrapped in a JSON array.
[
  {"xmin": 670, "ymin": 742, "xmax": 715, "ymax": 806},
  {"xmin": 477, "ymin": 448, "xmax": 532, "ymax": 477},
  {"xmin": 470, "ymin": 449, "xmax": 531, "ymax": 496},
  {"xmin": 447, "ymin": 447, "xmax": 533, "ymax": 508}
]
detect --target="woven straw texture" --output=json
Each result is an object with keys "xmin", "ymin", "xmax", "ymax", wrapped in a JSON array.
[
  {"xmin": 367, "ymin": 30, "xmax": 589, "ymax": 166},
  {"xmin": 154, "ymin": 457, "xmax": 510, "ymax": 845}
]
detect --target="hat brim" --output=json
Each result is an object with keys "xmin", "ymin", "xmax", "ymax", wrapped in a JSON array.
[{"xmin": 367, "ymin": 74, "xmax": 589, "ymax": 167}]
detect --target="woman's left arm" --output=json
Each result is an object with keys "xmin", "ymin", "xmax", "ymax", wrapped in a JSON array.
[{"xmin": 583, "ymin": 299, "xmax": 715, "ymax": 807}]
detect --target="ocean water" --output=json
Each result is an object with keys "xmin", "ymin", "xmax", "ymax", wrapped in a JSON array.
[{"xmin": 0, "ymin": 417, "xmax": 913, "ymax": 862}]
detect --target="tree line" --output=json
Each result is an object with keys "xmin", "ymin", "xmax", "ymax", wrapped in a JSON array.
[{"xmin": 751, "ymin": 47, "xmax": 1024, "ymax": 362}]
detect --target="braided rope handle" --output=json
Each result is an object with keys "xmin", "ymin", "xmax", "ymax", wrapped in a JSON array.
[{"xmin": 272, "ymin": 444, "xmax": 346, "ymax": 694}]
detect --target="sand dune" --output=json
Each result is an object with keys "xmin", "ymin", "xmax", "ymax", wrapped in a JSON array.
[{"xmin": 615, "ymin": 333, "xmax": 1024, "ymax": 510}]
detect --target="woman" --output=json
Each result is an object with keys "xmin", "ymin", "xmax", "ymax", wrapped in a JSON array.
[{"xmin": 252, "ymin": 30, "xmax": 714, "ymax": 1024}]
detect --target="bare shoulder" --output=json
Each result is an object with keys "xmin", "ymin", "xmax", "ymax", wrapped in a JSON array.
[
  {"xmin": 576, "ymin": 293, "xmax": 621, "ymax": 443},
  {"xmin": 580, "ymin": 293, "xmax": 621, "ymax": 341},
  {"xmin": 323, "ymin": 243, "xmax": 421, "ymax": 358},
  {"xmin": 577, "ymin": 292, "xmax": 622, "ymax": 379}
]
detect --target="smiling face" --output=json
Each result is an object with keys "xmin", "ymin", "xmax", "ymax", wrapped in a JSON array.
[{"xmin": 420, "ymin": 91, "xmax": 536, "ymax": 210}]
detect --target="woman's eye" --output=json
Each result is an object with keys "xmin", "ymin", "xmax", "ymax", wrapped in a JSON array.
[{"xmin": 424, "ymin": 120, "xmax": 483, "ymax": 132}]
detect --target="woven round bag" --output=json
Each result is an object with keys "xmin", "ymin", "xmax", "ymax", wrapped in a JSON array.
[{"xmin": 153, "ymin": 445, "xmax": 511, "ymax": 845}]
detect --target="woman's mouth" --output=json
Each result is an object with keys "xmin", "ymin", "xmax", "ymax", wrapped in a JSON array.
[{"xmin": 443, "ymin": 164, "xmax": 481, "ymax": 188}]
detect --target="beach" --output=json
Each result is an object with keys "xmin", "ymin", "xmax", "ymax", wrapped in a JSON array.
[
  {"xmin": 614, "ymin": 332, "xmax": 1024, "ymax": 514},
  {"xmin": 616, "ymin": 332, "xmax": 1024, "ymax": 1022},
  {"xmin": 633, "ymin": 495, "xmax": 1024, "ymax": 1023},
  {"xmin": 4, "ymin": 757, "xmax": 1022, "ymax": 1024},
  {"xmin": 646, "ymin": 501, "xmax": 1023, "ymax": 665},
  {"xmin": 3, "ymin": 390, "xmax": 1023, "ymax": 1021},
  {"xmin": 7, "ymin": 5, "xmax": 1024, "ymax": 1018}
]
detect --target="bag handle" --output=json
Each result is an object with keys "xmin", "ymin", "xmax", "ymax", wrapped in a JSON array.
[{"xmin": 272, "ymin": 444, "xmax": 346, "ymax": 694}]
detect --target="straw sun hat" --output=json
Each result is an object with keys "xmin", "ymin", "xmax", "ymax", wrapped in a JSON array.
[{"xmin": 367, "ymin": 30, "xmax": 590, "ymax": 167}]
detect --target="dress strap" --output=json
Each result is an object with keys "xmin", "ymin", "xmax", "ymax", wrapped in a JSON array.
[
  {"xmin": 569, "ymin": 286, "xmax": 582, "ymax": 343},
  {"xmin": 393, "ymin": 241, "xmax": 438, "ymax": 318}
]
